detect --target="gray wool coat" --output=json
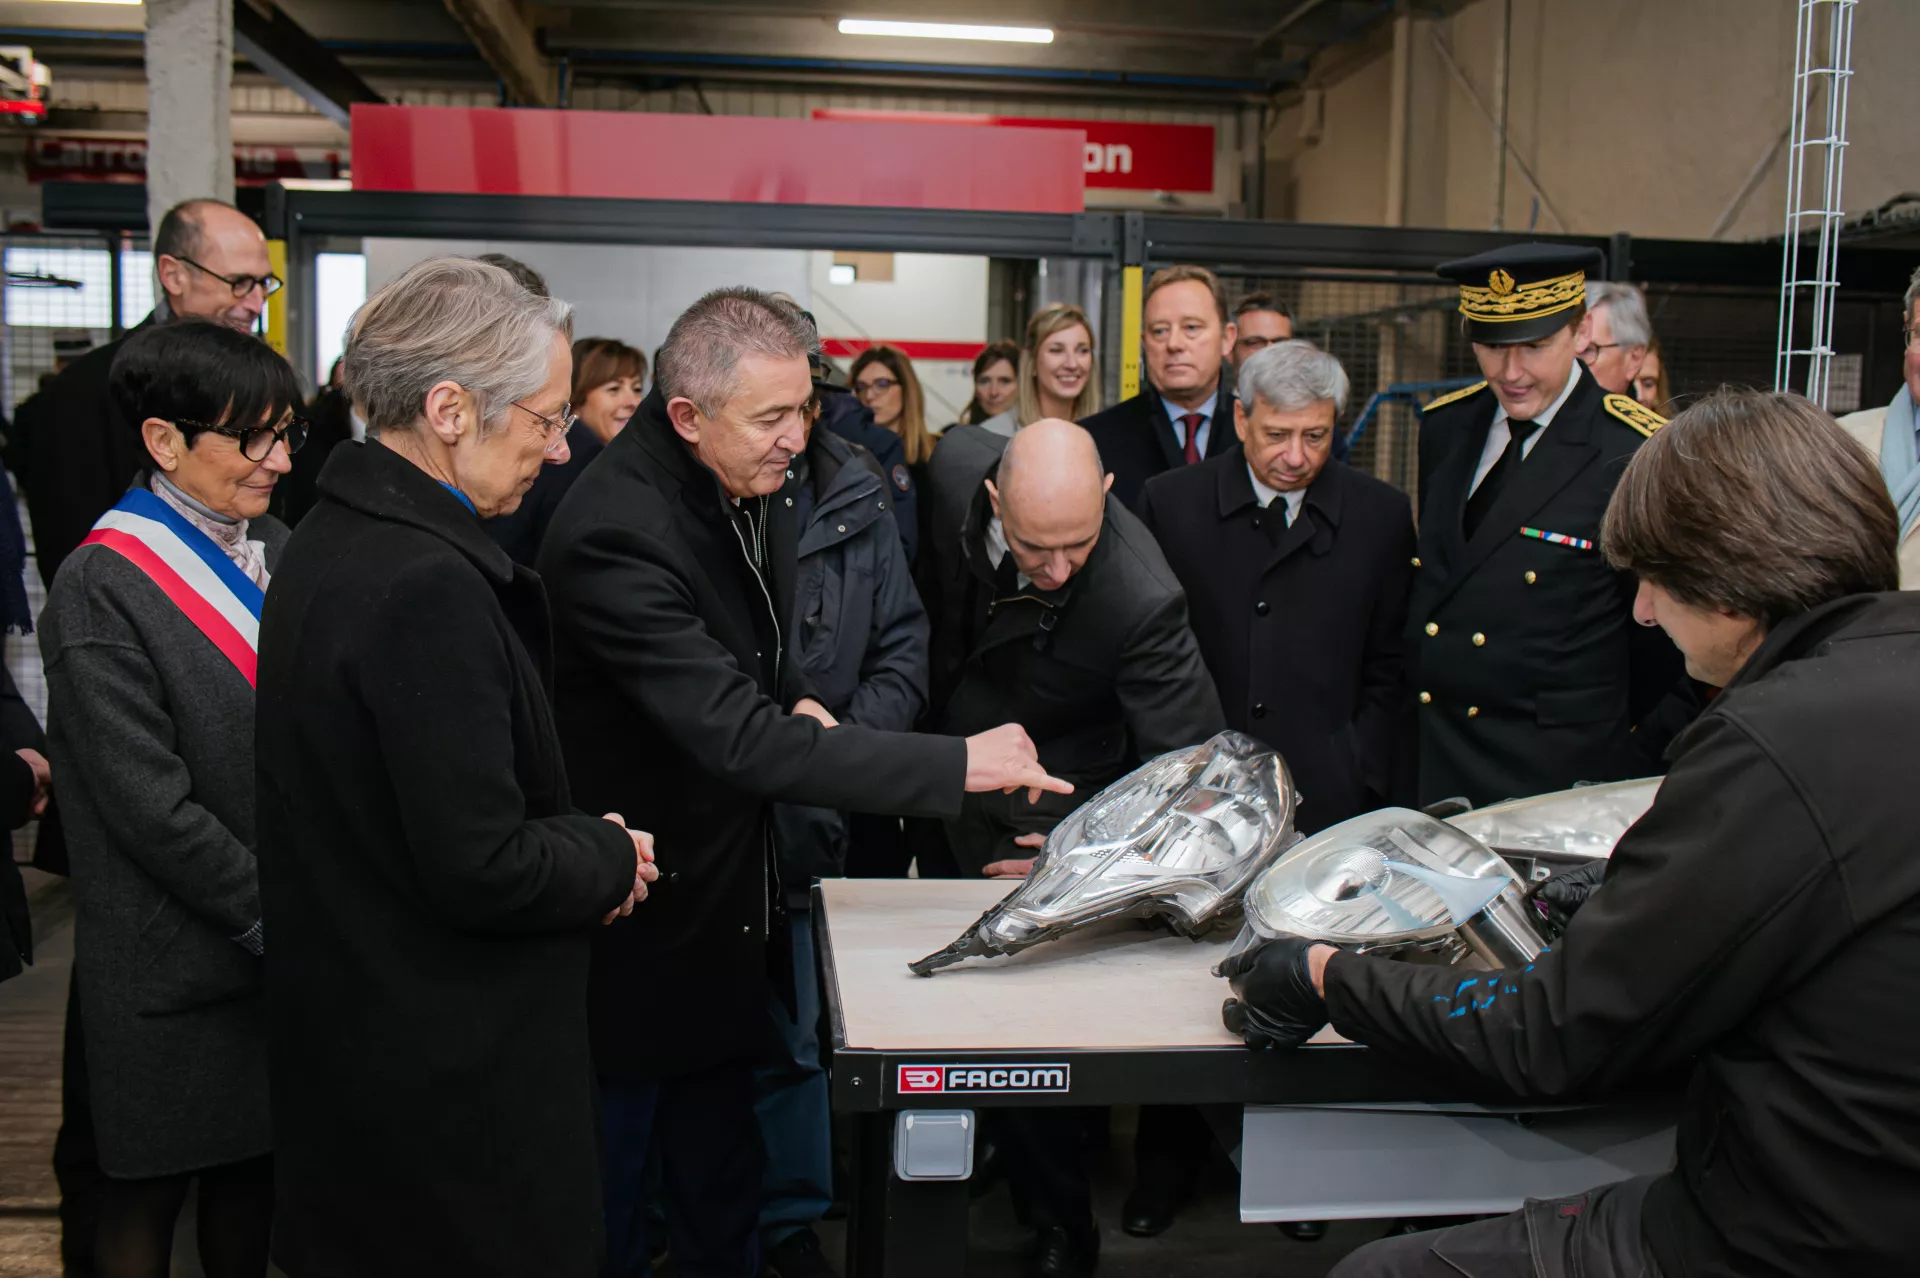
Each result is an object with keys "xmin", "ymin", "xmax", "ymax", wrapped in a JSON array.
[{"xmin": 40, "ymin": 510, "xmax": 288, "ymax": 1178}]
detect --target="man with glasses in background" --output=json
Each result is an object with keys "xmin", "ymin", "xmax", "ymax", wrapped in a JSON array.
[
  {"xmin": 7, "ymin": 195, "xmax": 279, "ymax": 1278},
  {"xmin": 1838, "ymin": 263, "xmax": 1920, "ymax": 587},
  {"xmin": 20, "ymin": 197, "xmax": 280, "ymax": 587},
  {"xmin": 1573, "ymin": 281, "xmax": 1653, "ymax": 396},
  {"xmin": 1231, "ymin": 292, "xmax": 1295, "ymax": 370}
]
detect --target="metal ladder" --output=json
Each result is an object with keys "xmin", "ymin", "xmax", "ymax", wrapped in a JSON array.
[{"xmin": 1774, "ymin": 0, "xmax": 1856, "ymax": 409}]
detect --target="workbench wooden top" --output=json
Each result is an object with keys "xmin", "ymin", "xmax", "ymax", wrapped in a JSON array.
[{"xmin": 817, "ymin": 877, "xmax": 1261, "ymax": 1053}]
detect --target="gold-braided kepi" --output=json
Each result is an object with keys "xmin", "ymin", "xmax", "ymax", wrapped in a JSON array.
[{"xmin": 1436, "ymin": 243, "xmax": 1607, "ymax": 345}]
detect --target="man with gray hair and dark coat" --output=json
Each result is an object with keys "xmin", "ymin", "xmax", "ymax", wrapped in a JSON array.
[
  {"xmin": 1140, "ymin": 340, "xmax": 1416, "ymax": 836},
  {"xmin": 1574, "ymin": 281, "xmax": 1653, "ymax": 397},
  {"xmin": 537, "ymin": 286, "xmax": 1068, "ymax": 1277},
  {"xmin": 756, "ymin": 392, "xmax": 931, "ymax": 1275},
  {"xmin": 1135, "ymin": 340, "xmax": 1415, "ymax": 1245}
]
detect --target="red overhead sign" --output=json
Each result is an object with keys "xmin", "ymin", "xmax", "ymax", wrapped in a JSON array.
[
  {"xmin": 350, "ymin": 105, "xmax": 1085, "ymax": 213},
  {"xmin": 811, "ymin": 108, "xmax": 1216, "ymax": 194}
]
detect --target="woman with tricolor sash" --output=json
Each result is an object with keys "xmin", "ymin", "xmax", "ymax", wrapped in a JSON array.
[{"xmin": 39, "ymin": 318, "xmax": 304, "ymax": 1277}]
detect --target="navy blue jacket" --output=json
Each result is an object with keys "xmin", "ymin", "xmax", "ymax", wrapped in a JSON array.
[
  {"xmin": 772, "ymin": 428, "xmax": 931, "ymax": 888},
  {"xmin": 815, "ymin": 383, "xmax": 918, "ymax": 563}
]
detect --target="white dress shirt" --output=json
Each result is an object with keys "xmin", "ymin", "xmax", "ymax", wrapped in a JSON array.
[
  {"xmin": 1467, "ymin": 362, "xmax": 1584, "ymax": 496},
  {"xmin": 1247, "ymin": 466, "xmax": 1305, "ymax": 526},
  {"xmin": 984, "ymin": 516, "xmax": 1032, "ymax": 590}
]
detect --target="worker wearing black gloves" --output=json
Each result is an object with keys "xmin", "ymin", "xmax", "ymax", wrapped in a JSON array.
[{"xmin": 1223, "ymin": 389, "xmax": 1920, "ymax": 1278}]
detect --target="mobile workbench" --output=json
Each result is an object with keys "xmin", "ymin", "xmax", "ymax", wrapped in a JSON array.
[{"xmin": 818, "ymin": 878, "xmax": 1677, "ymax": 1277}]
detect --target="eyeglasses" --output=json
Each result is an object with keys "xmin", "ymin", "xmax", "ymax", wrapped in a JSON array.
[
  {"xmin": 513, "ymin": 400, "xmax": 577, "ymax": 453},
  {"xmin": 1237, "ymin": 335, "xmax": 1276, "ymax": 352},
  {"xmin": 179, "ymin": 415, "xmax": 309, "ymax": 461},
  {"xmin": 854, "ymin": 377, "xmax": 898, "ymax": 399},
  {"xmin": 1576, "ymin": 341, "xmax": 1620, "ymax": 358},
  {"xmin": 173, "ymin": 255, "xmax": 284, "ymax": 300}
]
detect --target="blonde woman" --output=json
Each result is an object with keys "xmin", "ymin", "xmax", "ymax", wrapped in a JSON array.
[{"xmin": 979, "ymin": 302, "xmax": 1101, "ymax": 436}]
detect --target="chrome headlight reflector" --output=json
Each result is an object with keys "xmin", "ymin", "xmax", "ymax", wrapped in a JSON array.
[
  {"xmin": 1240, "ymin": 807, "xmax": 1546, "ymax": 968},
  {"xmin": 908, "ymin": 731, "xmax": 1296, "ymax": 976}
]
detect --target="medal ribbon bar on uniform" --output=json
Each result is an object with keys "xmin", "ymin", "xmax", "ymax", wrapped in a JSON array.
[
  {"xmin": 79, "ymin": 487, "xmax": 265, "ymax": 686},
  {"xmin": 1519, "ymin": 526, "xmax": 1595, "ymax": 551}
]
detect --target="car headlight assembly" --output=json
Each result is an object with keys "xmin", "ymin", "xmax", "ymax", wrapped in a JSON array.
[
  {"xmin": 1238, "ymin": 807, "xmax": 1547, "ymax": 969},
  {"xmin": 1445, "ymin": 777, "xmax": 1660, "ymax": 881},
  {"xmin": 909, "ymin": 731, "xmax": 1296, "ymax": 976}
]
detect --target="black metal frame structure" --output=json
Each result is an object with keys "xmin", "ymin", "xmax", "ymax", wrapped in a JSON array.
[{"xmin": 40, "ymin": 180, "xmax": 1916, "ymax": 388}]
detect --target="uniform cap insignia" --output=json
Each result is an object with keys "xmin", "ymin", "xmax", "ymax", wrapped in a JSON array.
[{"xmin": 1488, "ymin": 268, "xmax": 1516, "ymax": 296}]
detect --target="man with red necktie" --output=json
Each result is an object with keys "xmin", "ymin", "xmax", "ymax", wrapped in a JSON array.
[{"xmin": 1081, "ymin": 264, "xmax": 1240, "ymax": 509}]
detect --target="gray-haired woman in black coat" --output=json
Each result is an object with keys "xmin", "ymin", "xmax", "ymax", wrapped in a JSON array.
[
  {"xmin": 41, "ymin": 319, "xmax": 304, "ymax": 1277},
  {"xmin": 255, "ymin": 256, "xmax": 654, "ymax": 1278}
]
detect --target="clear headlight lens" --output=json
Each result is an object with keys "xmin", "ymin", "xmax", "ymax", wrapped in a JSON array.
[
  {"xmin": 1240, "ymin": 807, "xmax": 1545, "ymax": 967},
  {"xmin": 909, "ymin": 731, "xmax": 1295, "ymax": 976},
  {"xmin": 1446, "ymin": 777, "xmax": 1660, "ymax": 865}
]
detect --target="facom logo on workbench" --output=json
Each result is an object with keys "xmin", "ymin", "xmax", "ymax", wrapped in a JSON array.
[{"xmin": 897, "ymin": 1064, "xmax": 1071, "ymax": 1095}]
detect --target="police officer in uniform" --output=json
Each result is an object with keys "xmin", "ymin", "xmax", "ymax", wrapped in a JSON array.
[{"xmin": 1411, "ymin": 244, "xmax": 1679, "ymax": 806}]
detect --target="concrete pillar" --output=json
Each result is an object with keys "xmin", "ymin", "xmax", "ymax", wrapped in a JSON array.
[{"xmin": 145, "ymin": 0, "xmax": 232, "ymax": 238}]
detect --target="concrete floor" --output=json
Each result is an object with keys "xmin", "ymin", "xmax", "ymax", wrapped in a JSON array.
[{"xmin": 0, "ymin": 873, "xmax": 1390, "ymax": 1277}]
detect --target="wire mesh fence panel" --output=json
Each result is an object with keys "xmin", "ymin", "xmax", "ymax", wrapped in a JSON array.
[
  {"xmin": 2, "ymin": 233, "xmax": 150, "ymax": 415},
  {"xmin": 1648, "ymin": 283, "xmax": 1901, "ymax": 416},
  {"xmin": 0, "ymin": 233, "xmax": 146, "ymax": 734},
  {"xmin": 1219, "ymin": 272, "xmax": 1479, "ymax": 497}
]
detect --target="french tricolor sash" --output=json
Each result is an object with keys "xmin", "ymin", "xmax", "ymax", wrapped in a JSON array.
[{"xmin": 79, "ymin": 487, "xmax": 264, "ymax": 686}]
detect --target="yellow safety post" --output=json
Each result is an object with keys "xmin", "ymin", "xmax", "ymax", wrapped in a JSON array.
[
  {"xmin": 264, "ymin": 238, "xmax": 288, "ymax": 358},
  {"xmin": 1120, "ymin": 264, "xmax": 1142, "ymax": 401}
]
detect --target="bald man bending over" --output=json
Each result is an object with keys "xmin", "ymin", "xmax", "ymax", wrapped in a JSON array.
[
  {"xmin": 923, "ymin": 417, "xmax": 1224, "ymax": 872},
  {"xmin": 920, "ymin": 418, "xmax": 1224, "ymax": 1272}
]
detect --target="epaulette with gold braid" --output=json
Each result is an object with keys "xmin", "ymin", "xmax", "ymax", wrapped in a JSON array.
[
  {"xmin": 1604, "ymin": 393, "xmax": 1666, "ymax": 438},
  {"xmin": 1420, "ymin": 380, "xmax": 1488, "ymax": 414}
]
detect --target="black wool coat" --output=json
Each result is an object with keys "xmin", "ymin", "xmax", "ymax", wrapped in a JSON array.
[
  {"xmin": 255, "ymin": 441, "xmax": 639, "ymax": 1278},
  {"xmin": 921, "ymin": 426, "xmax": 1225, "ymax": 874},
  {"xmin": 537, "ymin": 392, "xmax": 966, "ymax": 1081},
  {"xmin": 1410, "ymin": 364, "xmax": 1684, "ymax": 806},
  {"xmin": 1138, "ymin": 449, "xmax": 1417, "ymax": 833},
  {"xmin": 1079, "ymin": 364, "xmax": 1239, "ymax": 509},
  {"xmin": 19, "ymin": 322, "xmax": 150, "ymax": 587}
]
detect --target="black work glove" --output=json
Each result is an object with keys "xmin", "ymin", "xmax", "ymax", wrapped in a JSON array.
[
  {"xmin": 1529, "ymin": 860, "xmax": 1608, "ymax": 935},
  {"xmin": 1217, "ymin": 936, "xmax": 1328, "ymax": 1051}
]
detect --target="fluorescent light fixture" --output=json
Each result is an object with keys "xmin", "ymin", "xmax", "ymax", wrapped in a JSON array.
[
  {"xmin": 838, "ymin": 18, "xmax": 1054, "ymax": 44},
  {"xmin": 827, "ymin": 263, "xmax": 856, "ymax": 286},
  {"xmin": 17, "ymin": 0, "xmax": 143, "ymax": 5}
]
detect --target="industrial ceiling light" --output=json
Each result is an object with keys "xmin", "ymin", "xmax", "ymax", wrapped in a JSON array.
[{"xmin": 838, "ymin": 18, "xmax": 1054, "ymax": 44}]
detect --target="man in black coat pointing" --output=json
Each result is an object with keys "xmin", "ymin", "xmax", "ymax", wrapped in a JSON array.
[{"xmin": 538, "ymin": 287, "xmax": 1067, "ymax": 1276}]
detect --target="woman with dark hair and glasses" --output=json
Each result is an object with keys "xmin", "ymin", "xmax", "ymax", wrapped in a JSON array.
[{"xmin": 39, "ymin": 317, "xmax": 306, "ymax": 1278}]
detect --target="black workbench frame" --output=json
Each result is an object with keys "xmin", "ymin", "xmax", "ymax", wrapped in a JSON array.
[{"xmin": 812, "ymin": 884, "xmax": 1572, "ymax": 1278}]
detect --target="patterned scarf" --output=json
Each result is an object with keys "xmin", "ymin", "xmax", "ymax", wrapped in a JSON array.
[{"xmin": 149, "ymin": 473, "xmax": 271, "ymax": 590}]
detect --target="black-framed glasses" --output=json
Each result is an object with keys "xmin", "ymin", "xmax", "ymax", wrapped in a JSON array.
[
  {"xmin": 173, "ymin": 254, "xmax": 284, "ymax": 300},
  {"xmin": 513, "ymin": 400, "xmax": 577, "ymax": 452},
  {"xmin": 1577, "ymin": 340, "xmax": 1620, "ymax": 357},
  {"xmin": 179, "ymin": 415, "xmax": 309, "ymax": 461}
]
